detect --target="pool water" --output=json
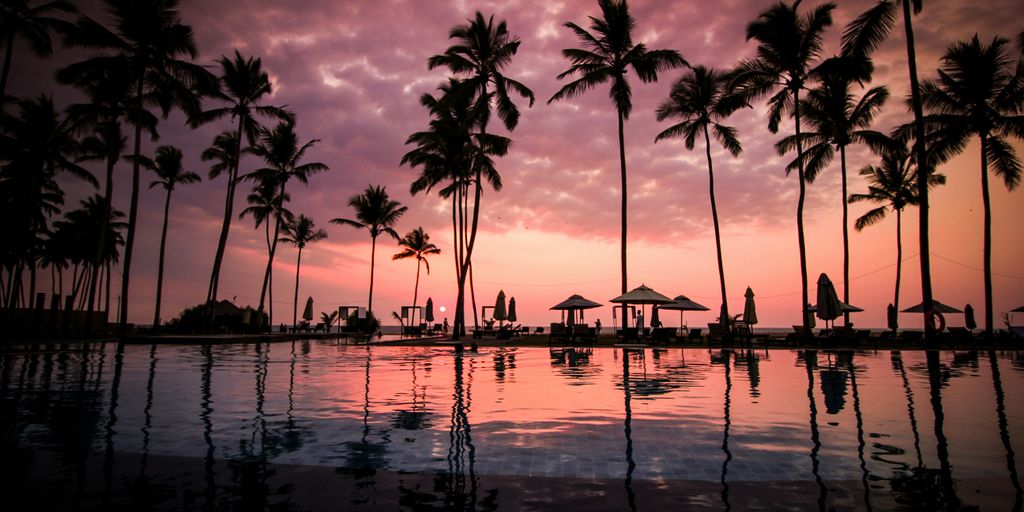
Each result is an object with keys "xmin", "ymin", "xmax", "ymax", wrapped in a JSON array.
[{"xmin": 1, "ymin": 342, "xmax": 1022, "ymax": 510}]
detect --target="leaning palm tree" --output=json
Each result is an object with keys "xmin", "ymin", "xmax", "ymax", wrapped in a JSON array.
[
  {"xmin": 63, "ymin": 0, "xmax": 217, "ymax": 335},
  {"xmin": 192, "ymin": 50, "xmax": 292, "ymax": 304},
  {"xmin": 777, "ymin": 55, "xmax": 888, "ymax": 325},
  {"xmin": 549, "ymin": 0, "xmax": 685, "ymax": 325},
  {"xmin": 919, "ymin": 35, "xmax": 1024, "ymax": 335},
  {"xmin": 655, "ymin": 65, "xmax": 749, "ymax": 326},
  {"xmin": 280, "ymin": 214, "xmax": 326, "ymax": 328},
  {"xmin": 142, "ymin": 145, "xmax": 199, "ymax": 328},
  {"xmin": 332, "ymin": 186, "xmax": 407, "ymax": 313},
  {"xmin": 848, "ymin": 138, "xmax": 944, "ymax": 324},
  {"xmin": 734, "ymin": 0, "xmax": 835, "ymax": 331},
  {"xmin": 393, "ymin": 227, "xmax": 441, "ymax": 321},
  {"xmin": 243, "ymin": 120, "xmax": 328, "ymax": 320},
  {"xmin": 0, "ymin": 0, "xmax": 75, "ymax": 103},
  {"xmin": 239, "ymin": 179, "xmax": 292, "ymax": 327},
  {"xmin": 428, "ymin": 12, "xmax": 534, "ymax": 332}
]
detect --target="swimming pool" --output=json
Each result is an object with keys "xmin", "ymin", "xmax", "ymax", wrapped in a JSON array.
[{"xmin": 1, "ymin": 342, "xmax": 1021, "ymax": 510}]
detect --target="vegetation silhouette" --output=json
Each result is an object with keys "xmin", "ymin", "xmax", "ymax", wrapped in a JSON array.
[
  {"xmin": 0, "ymin": 0, "xmax": 75, "ymax": 104},
  {"xmin": 392, "ymin": 227, "xmax": 440, "ymax": 326},
  {"xmin": 332, "ymin": 185, "xmax": 406, "ymax": 313},
  {"xmin": 279, "ymin": 214, "xmax": 326, "ymax": 327}
]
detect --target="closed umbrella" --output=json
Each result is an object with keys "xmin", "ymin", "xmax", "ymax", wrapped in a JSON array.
[
  {"xmin": 650, "ymin": 305, "xmax": 660, "ymax": 328},
  {"xmin": 425, "ymin": 298, "xmax": 434, "ymax": 323},
  {"xmin": 964, "ymin": 304, "xmax": 976, "ymax": 330},
  {"xmin": 887, "ymin": 303, "xmax": 898, "ymax": 331},
  {"xmin": 508, "ymin": 298, "xmax": 517, "ymax": 323},
  {"xmin": 493, "ymin": 290, "xmax": 507, "ymax": 326},
  {"xmin": 815, "ymin": 274, "xmax": 843, "ymax": 328},
  {"xmin": 303, "ymin": 297, "xmax": 314, "ymax": 322},
  {"xmin": 743, "ymin": 287, "xmax": 758, "ymax": 325}
]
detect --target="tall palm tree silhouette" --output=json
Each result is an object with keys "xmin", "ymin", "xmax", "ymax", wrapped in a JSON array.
[
  {"xmin": 777, "ymin": 55, "xmax": 888, "ymax": 325},
  {"xmin": 736, "ymin": 0, "xmax": 834, "ymax": 332},
  {"xmin": 393, "ymin": 227, "xmax": 440, "ymax": 324},
  {"xmin": 192, "ymin": 50, "xmax": 292, "ymax": 304},
  {"xmin": 244, "ymin": 120, "xmax": 327, "ymax": 321},
  {"xmin": 849, "ymin": 138, "xmax": 944, "ymax": 324},
  {"xmin": 919, "ymin": 35, "xmax": 1023, "ymax": 335},
  {"xmin": 655, "ymin": 65, "xmax": 748, "ymax": 326},
  {"xmin": 279, "ymin": 214, "xmax": 326, "ymax": 327},
  {"xmin": 549, "ymin": 0, "xmax": 685, "ymax": 326},
  {"xmin": 428, "ymin": 12, "xmax": 534, "ymax": 333},
  {"xmin": 63, "ymin": 0, "xmax": 216, "ymax": 335},
  {"xmin": 142, "ymin": 145, "xmax": 199, "ymax": 328},
  {"xmin": 240, "ymin": 179, "xmax": 293, "ymax": 326},
  {"xmin": 332, "ymin": 185, "xmax": 407, "ymax": 313},
  {"xmin": 0, "ymin": 0, "xmax": 75, "ymax": 103}
]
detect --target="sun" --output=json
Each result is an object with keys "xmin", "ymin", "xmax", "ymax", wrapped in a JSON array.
[{"xmin": 439, "ymin": 306, "xmax": 447, "ymax": 313}]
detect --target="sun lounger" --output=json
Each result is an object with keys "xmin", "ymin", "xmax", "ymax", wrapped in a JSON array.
[
  {"xmin": 651, "ymin": 327, "xmax": 675, "ymax": 345},
  {"xmin": 617, "ymin": 327, "xmax": 639, "ymax": 341},
  {"xmin": 549, "ymin": 323, "xmax": 568, "ymax": 343},
  {"xmin": 1009, "ymin": 326, "xmax": 1024, "ymax": 339},
  {"xmin": 707, "ymin": 323, "xmax": 732, "ymax": 343}
]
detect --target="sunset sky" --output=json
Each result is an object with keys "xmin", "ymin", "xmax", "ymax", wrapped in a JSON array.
[{"xmin": 12, "ymin": 0, "xmax": 1024, "ymax": 328}]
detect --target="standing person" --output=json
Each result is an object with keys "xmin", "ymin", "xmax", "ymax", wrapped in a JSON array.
[
  {"xmin": 637, "ymin": 311, "xmax": 644, "ymax": 332},
  {"xmin": 595, "ymin": 318, "xmax": 602, "ymax": 336},
  {"xmin": 443, "ymin": 318, "xmax": 449, "ymax": 336}
]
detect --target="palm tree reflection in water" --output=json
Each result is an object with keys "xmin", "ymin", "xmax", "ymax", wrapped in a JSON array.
[
  {"xmin": 989, "ymin": 351, "xmax": 1023, "ymax": 511},
  {"xmin": 718, "ymin": 350, "xmax": 733, "ymax": 511},
  {"xmin": 802, "ymin": 350, "xmax": 827, "ymax": 511},
  {"xmin": 621, "ymin": 348, "xmax": 637, "ymax": 512}
]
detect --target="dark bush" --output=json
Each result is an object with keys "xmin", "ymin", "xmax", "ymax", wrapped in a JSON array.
[{"xmin": 162, "ymin": 300, "xmax": 268, "ymax": 334}]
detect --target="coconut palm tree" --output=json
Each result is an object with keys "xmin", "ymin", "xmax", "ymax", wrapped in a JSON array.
[
  {"xmin": 142, "ymin": 145, "xmax": 199, "ymax": 328},
  {"xmin": 848, "ymin": 139, "xmax": 944, "ymax": 323},
  {"xmin": 428, "ymin": 12, "xmax": 534, "ymax": 332},
  {"xmin": 243, "ymin": 120, "xmax": 327, "ymax": 320},
  {"xmin": 191, "ymin": 50, "xmax": 292, "ymax": 304},
  {"xmin": 332, "ymin": 186, "xmax": 407, "ymax": 313},
  {"xmin": 655, "ymin": 65, "xmax": 748, "ymax": 326},
  {"xmin": 240, "ymin": 179, "xmax": 293, "ymax": 327},
  {"xmin": 393, "ymin": 227, "xmax": 441, "ymax": 321},
  {"xmin": 777, "ymin": 56, "xmax": 889, "ymax": 325},
  {"xmin": 918, "ymin": 35, "xmax": 1024, "ymax": 335},
  {"xmin": 280, "ymin": 214, "xmax": 326, "ymax": 328},
  {"xmin": 734, "ymin": 0, "xmax": 835, "ymax": 331},
  {"xmin": 63, "ymin": 0, "xmax": 217, "ymax": 335},
  {"xmin": 0, "ymin": 0, "xmax": 75, "ymax": 103},
  {"xmin": 549, "ymin": 0, "xmax": 685, "ymax": 326}
]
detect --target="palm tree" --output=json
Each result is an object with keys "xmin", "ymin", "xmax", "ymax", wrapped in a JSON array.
[
  {"xmin": 777, "ymin": 56, "xmax": 888, "ymax": 325},
  {"xmin": 549, "ymin": 0, "xmax": 686, "ymax": 326},
  {"xmin": 243, "ymin": 120, "xmax": 327, "ymax": 320},
  {"xmin": 192, "ymin": 50, "xmax": 292, "ymax": 304},
  {"xmin": 142, "ymin": 145, "xmax": 199, "ymax": 328},
  {"xmin": 655, "ymin": 66, "xmax": 748, "ymax": 326},
  {"xmin": 735, "ymin": 0, "xmax": 835, "ymax": 331},
  {"xmin": 239, "ymin": 179, "xmax": 292, "ymax": 326},
  {"xmin": 280, "ymin": 214, "xmax": 326, "ymax": 327},
  {"xmin": 392, "ymin": 227, "xmax": 441, "ymax": 322},
  {"xmin": 428, "ymin": 12, "xmax": 534, "ymax": 332},
  {"xmin": 919, "ymin": 35, "xmax": 1024, "ymax": 335},
  {"xmin": 63, "ymin": 0, "xmax": 217, "ymax": 335},
  {"xmin": 0, "ymin": 0, "xmax": 75, "ymax": 103},
  {"xmin": 332, "ymin": 185, "xmax": 407, "ymax": 313},
  {"xmin": 848, "ymin": 139, "xmax": 944, "ymax": 324}
]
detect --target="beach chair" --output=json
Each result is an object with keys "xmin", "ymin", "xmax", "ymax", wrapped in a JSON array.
[
  {"xmin": 313, "ymin": 322, "xmax": 326, "ymax": 333},
  {"xmin": 549, "ymin": 323, "xmax": 567, "ymax": 343},
  {"xmin": 707, "ymin": 323, "xmax": 732, "ymax": 344},
  {"xmin": 617, "ymin": 327, "xmax": 639, "ymax": 341},
  {"xmin": 688, "ymin": 328, "xmax": 703, "ymax": 343},
  {"xmin": 651, "ymin": 327, "xmax": 675, "ymax": 345},
  {"xmin": 1009, "ymin": 326, "xmax": 1024, "ymax": 339},
  {"xmin": 535, "ymin": 327, "xmax": 545, "ymax": 334},
  {"xmin": 784, "ymin": 325, "xmax": 813, "ymax": 344}
]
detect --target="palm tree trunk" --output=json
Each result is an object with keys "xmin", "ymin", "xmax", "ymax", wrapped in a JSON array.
[
  {"xmin": 258, "ymin": 183, "xmax": 285, "ymax": 318},
  {"xmin": 902, "ymin": 0, "xmax": 935, "ymax": 340},
  {"xmin": 470, "ymin": 263, "xmax": 478, "ymax": 330},
  {"xmin": 704, "ymin": 126, "xmax": 729, "ymax": 322},
  {"xmin": 118, "ymin": 76, "xmax": 146, "ymax": 337},
  {"xmin": 87, "ymin": 146, "xmax": 117, "ymax": 333},
  {"xmin": 153, "ymin": 188, "xmax": 172, "ymax": 328},
  {"xmin": 412, "ymin": 259, "xmax": 421, "ymax": 313},
  {"xmin": 368, "ymin": 235, "xmax": 377, "ymax": 312},
  {"xmin": 894, "ymin": 208, "xmax": 903, "ymax": 330},
  {"xmin": 840, "ymin": 145, "xmax": 850, "ymax": 326},
  {"xmin": 0, "ymin": 32, "xmax": 14, "ymax": 109},
  {"xmin": 105, "ymin": 262, "xmax": 111, "ymax": 320},
  {"xmin": 292, "ymin": 245, "xmax": 303, "ymax": 327},
  {"xmin": 208, "ymin": 119, "xmax": 246, "ymax": 303},
  {"xmin": 979, "ymin": 134, "xmax": 993, "ymax": 335},
  {"xmin": 794, "ymin": 89, "xmax": 810, "ymax": 332},
  {"xmin": 617, "ymin": 110, "xmax": 629, "ymax": 327}
]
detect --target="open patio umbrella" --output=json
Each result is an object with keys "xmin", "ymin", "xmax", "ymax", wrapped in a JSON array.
[
  {"xmin": 1010, "ymin": 305, "xmax": 1024, "ymax": 313},
  {"xmin": 303, "ymin": 297, "xmax": 314, "ymax": 322},
  {"xmin": 901, "ymin": 301, "xmax": 963, "ymax": 314},
  {"xmin": 551, "ymin": 294, "xmax": 603, "ymax": 325},
  {"xmin": 743, "ymin": 287, "xmax": 758, "ymax": 325},
  {"xmin": 508, "ymin": 298, "xmax": 517, "ymax": 323},
  {"xmin": 964, "ymin": 304, "xmax": 976, "ymax": 330},
  {"xmin": 610, "ymin": 284, "xmax": 674, "ymax": 330},
  {"xmin": 494, "ymin": 290, "xmax": 507, "ymax": 326},
  {"xmin": 660, "ymin": 295, "xmax": 709, "ymax": 328},
  {"xmin": 425, "ymin": 298, "xmax": 434, "ymax": 323},
  {"xmin": 815, "ymin": 274, "xmax": 842, "ymax": 329}
]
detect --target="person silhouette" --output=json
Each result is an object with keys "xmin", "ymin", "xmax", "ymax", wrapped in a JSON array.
[
  {"xmin": 595, "ymin": 318, "xmax": 602, "ymax": 336},
  {"xmin": 443, "ymin": 318, "xmax": 449, "ymax": 336}
]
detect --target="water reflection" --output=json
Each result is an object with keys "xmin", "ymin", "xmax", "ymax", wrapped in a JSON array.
[
  {"xmin": 718, "ymin": 350, "xmax": 733, "ymax": 511},
  {"xmin": 989, "ymin": 351, "xmax": 1023, "ymax": 511},
  {"xmin": 621, "ymin": 348, "xmax": 638, "ymax": 512},
  {"xmin": 803, "ymin": 350, "xmax": 827, "ymax": 511}
]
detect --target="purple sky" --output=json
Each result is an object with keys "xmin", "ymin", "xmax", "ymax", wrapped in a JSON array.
[{"xmin": 11, "ymin": 0, "xmax": 1024, "ymax": 327}]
